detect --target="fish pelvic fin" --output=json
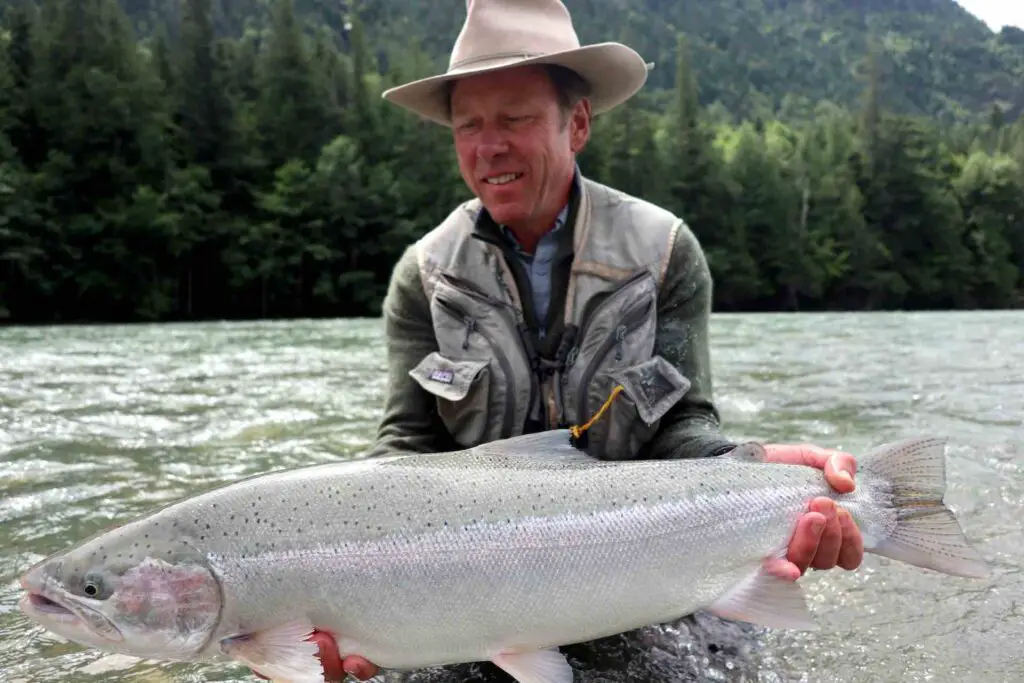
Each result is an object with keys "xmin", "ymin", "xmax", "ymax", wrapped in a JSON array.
[
  {"xmin": 492, "ymin": 648, "xmax": 574, "ymax": 683},
  {"xmin": 707, "ymin": 568, "xmax": 818, "ymax": 631},
  {"xmin": 220, "ymin": 618, "xmax": 324, "ymax": 683},
  {"xmin": 857, "ymin": 436, "xmax": 991, "ymax": 579}
]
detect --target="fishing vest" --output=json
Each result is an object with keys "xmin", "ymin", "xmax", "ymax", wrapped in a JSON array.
[{"xmin": 408, "ymin": 176, "xmax": 693, "ymax": 460}]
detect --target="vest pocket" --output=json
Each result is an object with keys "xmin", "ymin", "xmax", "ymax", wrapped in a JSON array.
[
  {"xmin": 409, "ymin": 351, "xmax": 491, "ymax": 447},
  {"xmin": 582, "ymin": 355, "xmax": 691, "ymax": 460}
]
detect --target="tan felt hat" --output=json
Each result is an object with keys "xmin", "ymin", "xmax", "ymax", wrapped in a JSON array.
[{"xmin": 381, "ymin": 0, "xmax": 651, "ymax": 126}]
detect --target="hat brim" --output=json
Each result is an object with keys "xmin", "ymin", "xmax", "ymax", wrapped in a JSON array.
[{"xmin": 381, "ymin": 42, "xmax": 650, "ymax": 127}]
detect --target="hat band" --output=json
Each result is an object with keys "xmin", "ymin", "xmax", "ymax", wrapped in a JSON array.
[{"xmin": 448, "ymin": 50, "xmax": 551, "ymax": 72}]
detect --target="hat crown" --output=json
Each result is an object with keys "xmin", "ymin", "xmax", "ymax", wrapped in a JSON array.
[{"xmin": 449, "ymin": 0, "xmax": 582, "ymax": 71}]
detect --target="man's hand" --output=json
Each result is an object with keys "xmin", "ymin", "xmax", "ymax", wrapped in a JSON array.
[
  {"xmin": 252, "ymin": 630, "xmax": 379, "ymax": 681},
  {"xmin": 759, "ymin": 443, "xmax": 865, "ymax": 581}
]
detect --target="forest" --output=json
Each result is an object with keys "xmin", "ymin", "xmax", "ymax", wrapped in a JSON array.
[{"xmin": 1, "ymin": 0, "xmax": 1022, "ymax": 323}]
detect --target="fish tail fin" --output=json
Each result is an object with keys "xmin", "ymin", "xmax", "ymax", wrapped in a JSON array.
[{"xmin": 856, "ymin": 437, "xmax": 990, "ymax": 579}]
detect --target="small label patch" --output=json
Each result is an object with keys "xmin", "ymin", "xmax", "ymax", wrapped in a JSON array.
[{"xmin": 429, "ymin": 369, "xmax": 454, "ymax": 384}]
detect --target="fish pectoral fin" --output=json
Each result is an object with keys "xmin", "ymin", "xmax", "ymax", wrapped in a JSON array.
[
  {"xmin": 220, "ymin": 618, "xmax": 325, "ymax": 683},
  {"xmin": 492, "ymin": 648, "xmax": 574, "ymax": 683},
  {"xmin": 707, "ymin": 569, "xmax": 819, "ymax": 631}
]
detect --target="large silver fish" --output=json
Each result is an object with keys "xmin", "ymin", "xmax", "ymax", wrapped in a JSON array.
[{"xmin": 18, "ymin": 430, "xmax": 990, "ymax": 683}]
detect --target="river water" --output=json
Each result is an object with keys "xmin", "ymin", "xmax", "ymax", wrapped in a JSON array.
[{"xmin": 0, "ymin": 312, "xmax": 1020, "ymax": 682}]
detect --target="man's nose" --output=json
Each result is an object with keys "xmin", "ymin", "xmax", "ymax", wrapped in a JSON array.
[{"xmin": 476, "ymin": 129, "xmax": 510, "ymax": 159}]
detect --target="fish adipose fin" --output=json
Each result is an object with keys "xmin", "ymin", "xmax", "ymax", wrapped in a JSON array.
[
  {"xmin": 707, "ymin": 568, "xmax": 818, "ymax": 631},
  {"xmin": 220, "ymin": 618, "xmax": 325, "ymax": 683},
  {"xmin": 492, "ymin": 648, "xmax": 574, "ymax": 683},
  {"xmin": 858, "ymin": 436, "xmax": 991, "ymax": 579}
]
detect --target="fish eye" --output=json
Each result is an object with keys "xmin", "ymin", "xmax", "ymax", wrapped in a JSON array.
[{"xmin": 81, "ymin": 571, "xmax": 110, "ymax": 600}]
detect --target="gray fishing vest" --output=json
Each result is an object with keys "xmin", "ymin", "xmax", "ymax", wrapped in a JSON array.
[{"xmin": 408, "ymin": 176, "xmax": 693, "ymax": 460}]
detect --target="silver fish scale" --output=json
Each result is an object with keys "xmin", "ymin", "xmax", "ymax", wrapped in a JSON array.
[{"xmin": 152, "ymin": 441, "xmax": 852, "ymax": 669}]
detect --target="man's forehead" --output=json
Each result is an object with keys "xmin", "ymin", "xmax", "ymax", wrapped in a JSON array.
[{"xmin": 450, "ymin": 65, "xmax": 557, "ymax": 107}]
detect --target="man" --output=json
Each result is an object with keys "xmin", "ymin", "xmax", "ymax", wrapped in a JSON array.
[{"xmin": 282, "ymin": 1, "xmax": 863, "ymax": 680}]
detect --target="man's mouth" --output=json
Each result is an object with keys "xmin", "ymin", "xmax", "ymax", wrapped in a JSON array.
[{"xmin": 484, "ymin": 172, "xmax": 523, "ymax": 186}]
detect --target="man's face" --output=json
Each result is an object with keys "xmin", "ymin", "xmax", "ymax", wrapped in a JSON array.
[{"xmin": 449, "ymin": 65, "xmax": 590, "ymax": 231}]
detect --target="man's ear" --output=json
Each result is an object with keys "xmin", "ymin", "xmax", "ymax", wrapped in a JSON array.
[{"xmin": 569, "ymin": 98, "xmax": 592, "ymax": 153}]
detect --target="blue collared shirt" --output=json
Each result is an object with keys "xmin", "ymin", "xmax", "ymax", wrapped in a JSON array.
[{"xmin": 500, "ymin": 203, "xmax": 569, "ymax": 340}]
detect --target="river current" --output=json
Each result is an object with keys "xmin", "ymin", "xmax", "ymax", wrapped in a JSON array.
[{"xmin": 0, "ymin": 312, "xmax": 1020, "ymax": 682}]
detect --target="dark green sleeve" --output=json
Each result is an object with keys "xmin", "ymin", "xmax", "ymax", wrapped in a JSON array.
[
  {"xmin": 362, "ymin": 245, "xmax": 457, "ymax": 458},
  {"xmin": 643, "ymin": 221, "xmax": 737, "ymax": 460}
]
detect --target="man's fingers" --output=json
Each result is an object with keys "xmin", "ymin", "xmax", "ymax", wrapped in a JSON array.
[
  {"xmin": 786, "ymin": 509, "xmax": 828, "ymax": 575},
  {"xmin": 836, "ymin": 508, "xmax": 865, "ymax": 570},
  {"xmin": 809, "ymin": 506, "xmax": 843, "ymax": 570},
  {"xmin": 343, "ymin": 656, "xmax": 381, "ymax": 681},
  {"xmin": 307, "ymin": 631, "xmax": 345, "ymax": 681},
  {"xmin": 824, "ymin": 452, "xmax": 856, "ymax": 493},
  {"xmin": 762, "ymin": 556, "xmax": 802, "ymax": 582}
]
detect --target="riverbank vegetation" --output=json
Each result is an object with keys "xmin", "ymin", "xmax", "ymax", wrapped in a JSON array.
[{"xmin": 1, "ymin": 0, "xmax": 1022, "ymax": 323}]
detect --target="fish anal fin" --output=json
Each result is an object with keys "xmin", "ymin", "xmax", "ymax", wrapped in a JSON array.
[
  {"xmin": 220, "ymin": 618, "xmax": 325, "ymax": 683},
  {"xmin": 492, "ymin": 648, "xmax": 573, "ymax": 683},
  {"xmin": 708, "ymin": 569, "xmax": 819, "ymax": 631}
]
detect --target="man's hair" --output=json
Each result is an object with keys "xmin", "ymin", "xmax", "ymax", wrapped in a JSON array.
[
  {"xmin": 443, "ymin": 64, "xmax": 592, "ymax": 125},
  {"xmin": 545, "ymin": 64, "xmax": 592, "ymax": 122}
]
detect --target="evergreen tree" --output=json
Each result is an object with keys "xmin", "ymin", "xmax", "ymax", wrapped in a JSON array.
[{"xmin": 0, "ymin": 0, "xmax": 1020, "ymax": 323}]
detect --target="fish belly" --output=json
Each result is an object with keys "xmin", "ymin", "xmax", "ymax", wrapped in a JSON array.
[{"xmin": 211, "ymin": 489, "xmax": 809, "ymax": 670}]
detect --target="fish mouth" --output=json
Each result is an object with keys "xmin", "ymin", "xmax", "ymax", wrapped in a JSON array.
[
  {"xmin": 19, "ymin": 571, "xmax": 81, "ymax": 626},
  {"xmin": 19, "ymin": 591, "xmax": 80, "ymax": 624},
  {"xmin": 19, "ymin": 584, "xmax": 123, "ymax": 645}
]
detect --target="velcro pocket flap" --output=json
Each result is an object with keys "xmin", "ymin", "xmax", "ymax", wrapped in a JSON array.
[
  {"xmin": 409, "ymin": 352, "xmax": 489, "ymax": 402},
  {"xmin": 607, "ymin": 356, "xmax": 692, "ymax": 425}
]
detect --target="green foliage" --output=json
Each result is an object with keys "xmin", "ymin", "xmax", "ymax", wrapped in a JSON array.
[
  {"xmin": 0, "ymin": 0, "xmax": 1021, "ymax": 323},
  {"xmin": 9, "ymin": 0, "xmax": 1022, "ymax": 124}
]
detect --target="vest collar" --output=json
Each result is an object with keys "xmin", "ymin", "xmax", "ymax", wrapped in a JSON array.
[{"xmin": 470, "ymin": 166, "xmax": 582, "ymax": 250}]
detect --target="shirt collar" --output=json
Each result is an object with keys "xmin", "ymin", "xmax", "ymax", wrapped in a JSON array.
[{"xmin": 496, "ymin": 166, "xmax": 580, "ymax": 253}]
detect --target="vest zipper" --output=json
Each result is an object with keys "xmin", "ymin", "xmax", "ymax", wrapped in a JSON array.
[
  {"xmin": 434, "ymin": 294, "xmax": 517, "ymax": 439},
  {"xmin": 557, "ymin": 270, "xmax": 650, "ymax": 427},
  {"xmin": 571, "ymin": 269, "xmax": 649, "ymax": 352},
  {"xmin": 573, "ymin": 296, "xmax": 655, "ymax": 426},
  {"xmin": 442, "ymin": 268, "xmax": 542, "ymax": 434}
]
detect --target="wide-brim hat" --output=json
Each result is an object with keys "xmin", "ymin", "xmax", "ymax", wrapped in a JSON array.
[{"xmin": 381, "ymin": 0, "xmax": 651, "ymax": 127}]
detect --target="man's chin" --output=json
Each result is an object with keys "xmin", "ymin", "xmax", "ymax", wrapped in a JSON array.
[{"xmin": 480, "ymin": 200, "xmax": 529, "ymax": 228}]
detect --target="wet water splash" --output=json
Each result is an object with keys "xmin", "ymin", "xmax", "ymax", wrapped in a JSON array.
[{"xmin": 0, "ymin": 312, "xmax": 1021, "ymax": 682}]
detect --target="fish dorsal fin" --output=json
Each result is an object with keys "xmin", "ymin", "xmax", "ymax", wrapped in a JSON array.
[
  {"xmin": 471, "ymin": 429, "xmax": 596, "ymax": 463},
  {"xmin": 721, "ymin": 442, "xmax": 767, "ymax": 464}
]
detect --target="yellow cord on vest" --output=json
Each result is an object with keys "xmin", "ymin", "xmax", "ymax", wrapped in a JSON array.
[{"xmin": 569, "ymin": 384, "xmax": 625, "ymax": 440}]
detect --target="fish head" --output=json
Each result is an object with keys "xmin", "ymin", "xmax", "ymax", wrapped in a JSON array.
[{"xmin": 18, "ymin": 519, "xmax": 222, "ymax": 660}]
